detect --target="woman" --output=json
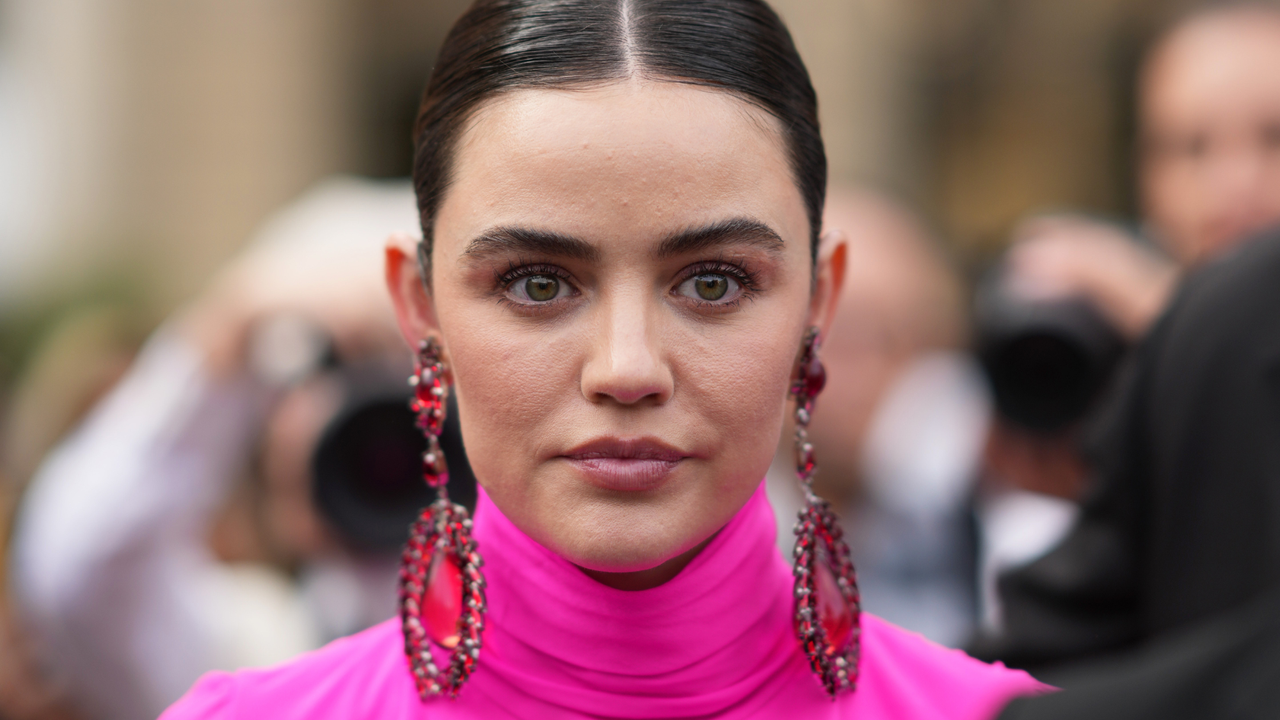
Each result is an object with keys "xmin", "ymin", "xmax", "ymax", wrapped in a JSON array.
[{"xmin": 163, "ymin": 0, "xmax": 1045, "ymax": 717}]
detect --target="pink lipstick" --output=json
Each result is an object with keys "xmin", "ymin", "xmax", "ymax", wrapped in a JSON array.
[{"xmin": 561, "ymin": 437, "xmax": 689, "ymax": 492}]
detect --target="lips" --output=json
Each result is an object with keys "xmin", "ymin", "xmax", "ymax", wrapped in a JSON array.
[{"xmin": 561, "ymin": 437, "xmax": 690, "ymax": 491}]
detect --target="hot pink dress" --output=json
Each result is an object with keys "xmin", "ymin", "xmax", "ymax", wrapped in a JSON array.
[{"xmin": 161, "ymin": 484, "xmax": 1047, "ymax": 719}]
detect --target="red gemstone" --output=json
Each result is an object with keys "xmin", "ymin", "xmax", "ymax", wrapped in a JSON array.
[
  {"xmin": 413, "ymin": 374, "xmax": 445, "ymax": 434},
  {"xmin": 423, "ymin": 551, "xmax": 464, "ymax": 649},
  {"xmin": 413, "ymin": 381, "xmax": 435, "ymax": 411},
  {"xmin": 804, "ymin": 356, "xmax": 826, "ymax": 397},
  {"xmin": 814, "ymin": 559, "xmax": 853, "ymax": 654}
]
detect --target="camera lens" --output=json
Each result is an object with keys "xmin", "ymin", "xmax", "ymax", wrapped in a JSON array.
[
  {"xmin": 312, "ymin": 385, "xmax": 476, "ymax": 552},
  {"xmin": 976, "ymin": 288, "xmax": 1125, "ymax": 433}
]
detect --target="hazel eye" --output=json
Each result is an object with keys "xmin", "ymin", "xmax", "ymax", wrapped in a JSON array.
[
  {"xmin": 526, "ymin": 276, "xmax": 558, "ymax": 301},
  {"xmin": 694, "ymin": 274, "xmax": 729, "ymax": 300},
  {"xmin": 509, "ymin": 274, "xmax": 571, "ymax": 303},
  {"xmin": 676, "ymin": 273, "xmax": 741, "ymax": 303}
]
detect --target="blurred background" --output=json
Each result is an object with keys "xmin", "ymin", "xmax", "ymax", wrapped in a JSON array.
[
  {"xmin": 0, "ymin": 0, "xmax": 1194, "ymax": 322},
  {"xmin": 1, "ymin": 0, "xmax": 1275, "ymax": 718}
]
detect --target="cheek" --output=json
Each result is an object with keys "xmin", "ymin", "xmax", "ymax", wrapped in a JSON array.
[
  {"xmin": 442, "ymin": 317, "xmax": 580, "ymax": 486},
  {"xmin": 672, "ymin": 325, "xmax": 797, "ymax": 478},
  {"xmin": 1259, "ymin": 158, "xmax": 1280, "ymax": 208},
  {"xmin": 1145, "ymin": 159, "xmax": 1196, "ymax": 211},
  {"xmin": 1144, "ymin": 162, "xmax": 1204, "ymax": 249}
]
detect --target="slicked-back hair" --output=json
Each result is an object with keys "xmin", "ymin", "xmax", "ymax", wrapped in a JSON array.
[{"xmin": 411, "ymin": 0, "xmax": 825, "ymax": 281}]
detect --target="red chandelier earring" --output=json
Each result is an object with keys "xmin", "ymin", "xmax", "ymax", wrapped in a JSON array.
[
  {"xmin": 790, "ymin": 327, "xmax": 862, "ymax": 698},
  {"xmin": 399, "ymin": 338, "xmax": 486, "ymax": 699}
]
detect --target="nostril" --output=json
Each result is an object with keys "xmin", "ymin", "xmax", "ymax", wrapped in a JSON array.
[
  {"xmin": 599, "ymin": 384, "xmax": 663, "ymax": 405},
  {"xmin": 581, "ymin": 356, "xmax": 673, "ymax": 406}
]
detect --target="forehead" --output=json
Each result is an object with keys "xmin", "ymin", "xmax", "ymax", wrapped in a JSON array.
[
  {"xmin": 1142, "ymin": 13, "xmax": 1280, "ymax": 128},
  {"xmin": 436, "ymin": 80, "xmax": 807, "ymax": 250}
]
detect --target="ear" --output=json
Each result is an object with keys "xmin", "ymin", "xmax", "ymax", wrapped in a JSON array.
[
  {"xmin": 807, "ymin": 229, "xmax": 848, "ymax": 340},
  {"xmin": 385, "ymin": 233, "xmax": 440, "ymax": 350}
]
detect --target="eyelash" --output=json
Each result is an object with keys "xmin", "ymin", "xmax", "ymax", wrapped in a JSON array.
[
  {"xmin": 492, "ymin": 258, "xmax": 761, "ymax": 310},
  {"xmin": 674, "ymin": 260, "xmax": 761, "ymax": 308},
  {"xmin": 488, "ymin": 260, "xmax": 576, "ymax": 311},
  {"xmin": 495, "ymin": 261, "xmax": 572, "ymax": 287}
]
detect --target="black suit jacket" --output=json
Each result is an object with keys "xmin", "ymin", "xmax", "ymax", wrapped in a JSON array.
[{"xmin": 972, "ymin": 227, "xmax": 1280, "ymax": 671}]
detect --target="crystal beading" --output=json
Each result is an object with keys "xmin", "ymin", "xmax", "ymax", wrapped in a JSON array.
[
  {"xmin": 422, "ymin": 435, "xmax": 449, "ymax": 488},
  {"xmin": 400, "ymin": 499, "xmax": 485, "ymax": 698},
  {"xmin": 789, "ymin": 328, "xmax": 861, "ymax": 698},
  {"xmin": 399, "ymin": 338, "xmax": 487, "ymax": 700}
]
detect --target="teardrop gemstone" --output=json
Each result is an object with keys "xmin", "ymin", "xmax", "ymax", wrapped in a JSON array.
[
  {"xmin": 814, "ymin": 559, "xmax": 853, "ymax": 654},
  {"xmin": 424, "ymin": 551, "xmax": 464, "ymax": 649}
]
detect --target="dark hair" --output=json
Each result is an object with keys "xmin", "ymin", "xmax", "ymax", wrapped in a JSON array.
[{"xmin": 411, "ymin": 0, "xmax": 825, "ymax": 280}]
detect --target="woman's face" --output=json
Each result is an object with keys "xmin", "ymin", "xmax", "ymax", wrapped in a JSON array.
[{"xmin": 388, "ymin": 80, "xmax": 843, "ymax": 576}]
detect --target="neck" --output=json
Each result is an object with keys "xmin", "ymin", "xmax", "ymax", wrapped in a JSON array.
[{"xmin": 576, "ymin": 533, "xmax": 718, "ymax": 591}]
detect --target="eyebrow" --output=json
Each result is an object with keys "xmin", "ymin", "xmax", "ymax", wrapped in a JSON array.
[
  {"xmin": 461, "ymin": 217, "xmax": 784, "ymax": 263},
  {"xmin": 463, "ymin": 227, "xmax": 600, "ymax": 262},
  {"xmin": 654, "ymin": 218, "xmax": 785, "ymax": 259}
]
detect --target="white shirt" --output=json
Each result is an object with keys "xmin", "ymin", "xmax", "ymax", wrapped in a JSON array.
[
  {"xmin": 10, "ymin": 177, "xmax": 424, "ymax": 719},
  {"xmin": 11, "ymin": 331, "xmax": 324, "ymax": 719}
]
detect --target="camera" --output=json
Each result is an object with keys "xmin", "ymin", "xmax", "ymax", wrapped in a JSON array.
[
  {"xmin": 310, "ymin": 369, "xmax": 477, "ymax": 552},
  {"xmin": 247, "ymin": 315, "xmax": 477, "ymax": 552},
  {"xmin": 974, "ymin": 276, "xmax": 1126, "ymax": 434}
]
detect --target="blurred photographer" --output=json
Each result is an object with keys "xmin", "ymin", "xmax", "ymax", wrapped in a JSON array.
[
  {"xmin": 974, "ymin": 1, "xmax": 1280, "ymax": 669},
  {"xmin": 8, "ymin": 179, "xmax": 473, "ymax": 720}
]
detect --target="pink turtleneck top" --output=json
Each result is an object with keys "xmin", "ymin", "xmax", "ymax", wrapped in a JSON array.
[{"xmin": 161, "ymin": 483, "xmax": 1047, "ymax": 719}]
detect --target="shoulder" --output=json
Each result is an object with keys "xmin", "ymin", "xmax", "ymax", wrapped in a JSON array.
[
  {"xmin": 851, "ymin": 614, "xmax": 1052, "ymax": 720},
  {"xmin": 159, "ymin": 619, "xmax": 422, "ymax": 720}
]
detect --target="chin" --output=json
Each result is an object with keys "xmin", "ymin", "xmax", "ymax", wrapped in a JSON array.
[
  {"xmin": 547, "ymin": 502, "xmax": 706, "ymax": 574},
  {"xmin": 488, "ymin": 463, "xmax": 751, "ymax": 575},
  {"xmin": 555, "ymin": 523, "xmax": 694, "ymax": 574},
  {"xmin": 564, "ymin": 544, "xmax": 685, "ymax": 574}
]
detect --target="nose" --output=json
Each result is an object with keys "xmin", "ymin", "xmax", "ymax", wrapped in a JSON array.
[
  {"xmin": 1204, "ymin": 142, "xmax": 1272, "ymax": 246},
  {"xmin": 580, "ymin": 292, "xmax": 673, "ymax": 406},
  {"xmin": 1209, "ymin": 140, "xmax": 1266, "ymax": 197}
]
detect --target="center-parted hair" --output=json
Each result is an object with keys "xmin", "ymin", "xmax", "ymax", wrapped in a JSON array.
[{"xmin": 412, "ymin": 0, "xmax": 826, "ymax": 277}]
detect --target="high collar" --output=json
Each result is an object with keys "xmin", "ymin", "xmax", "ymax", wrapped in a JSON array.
[{"xmin": 470, "ymin": 482, "xmax": 802, "ymax": 718}]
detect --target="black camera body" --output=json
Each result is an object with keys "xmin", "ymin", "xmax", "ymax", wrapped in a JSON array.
[
  {"xmin": 975, "ymin": 280, "xmax": 1126, "ymax": 434},
  {"xmin": 246, "ymin": 315, "xmax": 477, "ymax": 553},
  {"xmin": 311, "ymin": 376, "xmax": 476, "ymax": 552}
]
